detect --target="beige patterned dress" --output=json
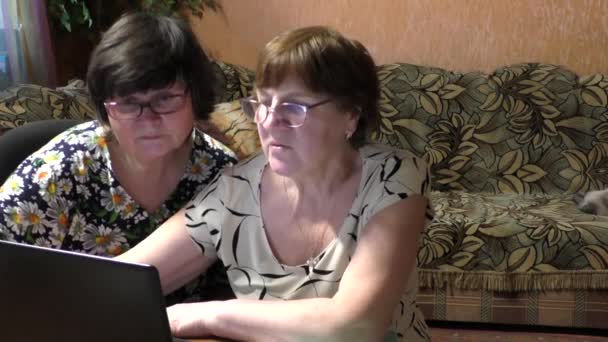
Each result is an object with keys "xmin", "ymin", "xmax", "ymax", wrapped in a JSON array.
[{"xmin": 186, "ymin": 144, "xmax": 432, "ymax": 341}]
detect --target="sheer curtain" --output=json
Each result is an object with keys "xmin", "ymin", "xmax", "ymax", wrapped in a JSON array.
[{"xmin": 1, "ymin": 0, "xmax": 57, "ymax": 89}]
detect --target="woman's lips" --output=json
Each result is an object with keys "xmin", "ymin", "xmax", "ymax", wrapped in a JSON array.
[
  {"xmin": 139, "ymin": 135, "xmax": 162, "ymax": 140},
  {"xmin": 269, "ymin": 142, "xmax": 289, "ymax": 149},
  {"xmin": 268, "ymin": 143, "xmax": 291, "ymax": 155}
]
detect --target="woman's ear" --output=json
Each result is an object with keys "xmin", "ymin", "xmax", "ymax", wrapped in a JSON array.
[{"xmin": 345, "ymin": 110, "xmax": 360, "ymax": 136}]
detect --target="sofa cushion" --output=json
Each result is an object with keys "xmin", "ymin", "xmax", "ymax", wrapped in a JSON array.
[
  {"xmin": 371, "ymin": 63, "xmax": 608, "ymax": 195},
  {"xmin": 210, "ymin": 61, "xmax": 255, "ymax": 103},
  {"xmin": 420, "ymin": 191, "xmax": 608, "ymax": 292},
  {"xmin": 203, "ymin": 99, "xmax": 261, "ymax": 159}
]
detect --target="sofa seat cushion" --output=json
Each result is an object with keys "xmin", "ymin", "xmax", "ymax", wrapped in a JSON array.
[
  {"xmin": 420, "ymin": 191, "xmax": 608, "ymax": 292},
  {"xmin": 418, "ymin": 286, "xmax": 608, "ymax": 329}
]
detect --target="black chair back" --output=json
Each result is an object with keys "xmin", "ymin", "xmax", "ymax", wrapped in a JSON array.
[{"xmin": 0, "ymin": 120, "xmax": 81, "ymax": 184}]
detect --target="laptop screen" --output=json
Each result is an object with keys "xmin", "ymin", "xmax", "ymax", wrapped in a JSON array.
[{"xmin": 0, "ymin": 240, "xmax": 174, "ymax": 342}]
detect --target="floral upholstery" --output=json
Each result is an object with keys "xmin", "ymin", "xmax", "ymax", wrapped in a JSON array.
[
  {"xmin": 199, "ymin": 99, "xmax": 260, "ymax": 159},
  {"xmin": 0, "ymin": 81, "xmax": 95, "ymax": 133},
  {"xmin": 2, "ymin": 60, "xmax": 608, "ymax": 329},
  {"xmin": 422, "ymin": 191, "xmax": 608, "ymax": 290},
  {"xmin": 372, "ymin": 63, "xmax": 608, "ymax": 329},
  {"xmin": 210, "ymin": 61, "xmax": 255, "ymax": 103},
  {"xmin": 373, "ymin": 63, "xmax": 608, "ymax": 194}
]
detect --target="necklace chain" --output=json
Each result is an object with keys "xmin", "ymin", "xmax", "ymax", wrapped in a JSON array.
[{"xmin": 282, "ymin": 177, "xmax": 331, "ymax": 275}]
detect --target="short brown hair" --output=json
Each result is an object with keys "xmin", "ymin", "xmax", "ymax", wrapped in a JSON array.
[
  {"xmin": 87, "ymin": 12, "xmax": 216, "ymax": 130},
  {"xmin": 255, "ymin": 26, "xmax": 379, "ymax": 147}
]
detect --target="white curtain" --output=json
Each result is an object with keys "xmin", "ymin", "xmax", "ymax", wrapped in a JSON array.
[{"xmin": 1, "ymin": 0, "xmax": 57, "ymax": 89}]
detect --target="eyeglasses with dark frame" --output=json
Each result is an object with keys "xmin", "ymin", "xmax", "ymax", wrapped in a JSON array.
[
  {"xmin": 240, "ymin": 96, "xmax": 332, "ymax": 128},
  {"xmin": 103, "ymin": 89, "xmax": 189, "ymax": 120}
]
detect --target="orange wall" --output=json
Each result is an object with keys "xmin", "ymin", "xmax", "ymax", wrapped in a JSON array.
[{"xmin": 189, "ymin": 0, "xmax": 608, "ymax": 75}]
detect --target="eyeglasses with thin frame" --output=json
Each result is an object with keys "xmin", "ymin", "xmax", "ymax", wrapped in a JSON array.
[
  {"xmin": 104, "ymin": 89, "xmax": 189, "ymax": 120},
  {"xmin": 240, "ymin": 97, "xmax": 332, "ymax": 128}
]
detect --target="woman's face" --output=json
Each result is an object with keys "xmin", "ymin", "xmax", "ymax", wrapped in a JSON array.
[
  {"xmin": 256, "ymin": 75, "xmax": 358, "ymax": 176},
  {"xmin": 105, "ymin": 82, "xmax": 194, "ymax": 163}
]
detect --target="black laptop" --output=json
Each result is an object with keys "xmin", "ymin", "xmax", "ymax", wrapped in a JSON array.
[{"xmin": 0, "ymin": 240, "xmax": 185, "ymax": 342}]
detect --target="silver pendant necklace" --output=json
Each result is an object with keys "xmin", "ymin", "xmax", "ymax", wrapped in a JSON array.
[
  {"xmin": 307, "ymin": 256, "xmax": 316, "ymax": 274},
  {"xmin": 283, "ymin": 177, "xmax": 329, "ymax": 277}
]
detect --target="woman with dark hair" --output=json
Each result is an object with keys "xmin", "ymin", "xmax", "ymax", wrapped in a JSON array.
[
  {"xmin": 120, "ymin": 26, "xmax": 431, "ymax": 341},
  {"xmin": 0, "ymin": 13, "xmax": 235, "ymax": 301}
]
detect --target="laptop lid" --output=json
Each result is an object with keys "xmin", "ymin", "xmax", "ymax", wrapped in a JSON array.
[{"xmin": 0, "ymin": 240, "xmax": 174, "ymax": 342}]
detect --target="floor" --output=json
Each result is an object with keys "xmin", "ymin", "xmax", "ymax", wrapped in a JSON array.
[{"xmin": 430, "ymin": 327, "xmax": 608, "ymax": 341}]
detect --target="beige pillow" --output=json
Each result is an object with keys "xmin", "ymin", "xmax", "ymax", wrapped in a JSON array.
[{"xmin": 199, "ymin": 99, "xmax": 261, "ymax": 159}]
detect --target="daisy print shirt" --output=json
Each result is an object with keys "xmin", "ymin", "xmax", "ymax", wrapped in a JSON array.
[
  {"xmin": 0, "ymin": 121, "xmax": 235, "ymax": 252},
  {"xmin": 185, "ymin": 144, "xmax": 432, "ymax": 341}
]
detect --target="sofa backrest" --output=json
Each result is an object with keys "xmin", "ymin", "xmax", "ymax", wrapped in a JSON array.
[
  {"xmin": 0, "ymin": 61, "xmax": 256, "ymax": 152},
  {"xmin": 3, "ymin": 61, "xmax": 608, "ymax": 195},
  {"xmin": 215, "ymin": 62, "xmax": 608, "ymax": 195},
  {"xmin": 372, "ymin": 63, "xmax": 608, "ymax": 195},
  {"xmin": 0, "ymin": 61, "xmax": 254, "ymax": 129}
]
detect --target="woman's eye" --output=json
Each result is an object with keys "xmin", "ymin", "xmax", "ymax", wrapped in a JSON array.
[
  {"xmin": 156, "ymin": 95, "xmax": 173, "ymax": 102},
  {"xmin": 115, "ymin": 99, "xmax": 138, "ymax": 106},
  {"xmin": 114, "ymin": 103, "xmax": 140, "ymax": 113}
]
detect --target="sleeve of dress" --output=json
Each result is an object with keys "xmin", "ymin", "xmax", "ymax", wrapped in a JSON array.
[
  {"xmin": 0, "ymin": 144, "xmax": 76, "ymax": 248},
  {"xmin": 184, "ymin": 172, "xmax": 226, "ymax": 263},
  {"xmin": 367, "ymin": 150, "xmax": 433, "ymax": 221}
]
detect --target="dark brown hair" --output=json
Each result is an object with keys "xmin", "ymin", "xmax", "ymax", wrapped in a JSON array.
[
  {"xmin": 87, "ymin": 12, "xmax": 216, "ymax": 129},
  {"xmin": 255, "ymin": 26, "xmax": 379, "ymax": 147}
]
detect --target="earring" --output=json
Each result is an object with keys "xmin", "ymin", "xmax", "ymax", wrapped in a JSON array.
[{"xmin": 345, "ymin": 131, "xmax": 353, "ymax": 140}]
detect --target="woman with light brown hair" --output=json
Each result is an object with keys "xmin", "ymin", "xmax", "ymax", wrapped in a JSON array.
[{"xmin": 120, "ymin": 26, "xmax": 432, "ymax": 341}]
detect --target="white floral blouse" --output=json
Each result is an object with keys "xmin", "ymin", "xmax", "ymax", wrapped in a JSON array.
[{"xmin": 0, "ymin": 121, "xmax": 236, "ymax": 302}]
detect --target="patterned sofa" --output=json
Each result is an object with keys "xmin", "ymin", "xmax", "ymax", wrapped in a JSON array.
[{"xmin": 2, "ymin": 61, "xmax": 608, "ymax": 331}]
